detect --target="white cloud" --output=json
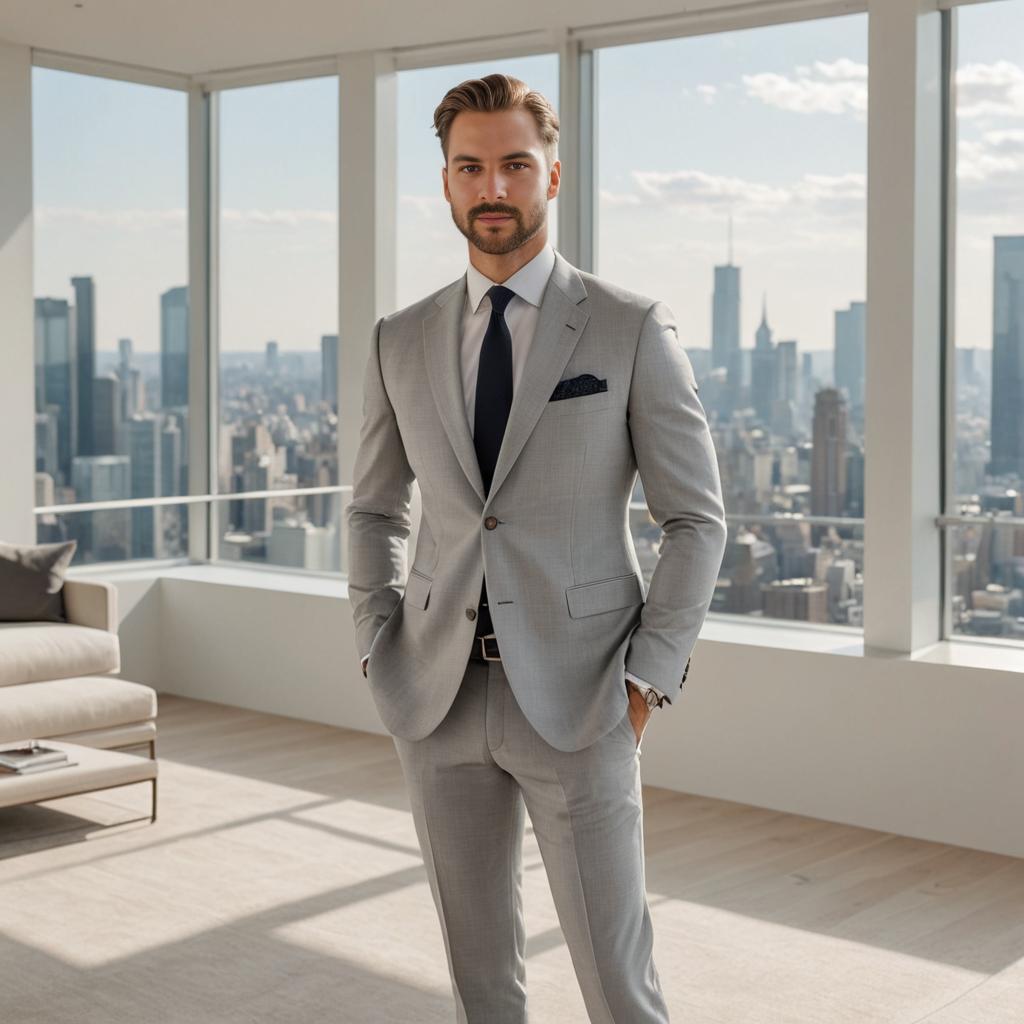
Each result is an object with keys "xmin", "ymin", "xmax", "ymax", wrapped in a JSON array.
[
  {"xmin": 631, "ymin": 168, "xmax": 789, "ymax": 215},
  {"xmin": 696, "ymin": 84, "xmax": 717, "ymax": 104},
  {"xmin": 742, "ymin": 58, "xmax": 867, "ymax": 118},
  {"xmin": 958, "ymin": 128, "xmax": 1024, "ymax": 183},
  {"xmin": 597, "ymin": 188, "xmax": 641, "ymax": 207},
  {"xmin": 956, "ymin": 59, "xmax": 1024, "ymax": 120},
  {"xmin": 796, "ymin": 171, "xmax": 866, "ymax": 205},
  {"xmin": 221, "ymin": 208, "xmax": 336, "ymax": 227},
  {"xmin": 35, "ymin": 206, "xmax": 186, "ymax": 229},
  {"xmin": 617, "ymin": 168, "xmax": 864, "ymax": 219}
]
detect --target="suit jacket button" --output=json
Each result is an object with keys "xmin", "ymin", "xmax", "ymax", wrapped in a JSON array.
[
  {"xmin": 466, "ymin": 608, "xmax": 477, "ymax": 620},
  {"xmin": 484, "ymin": 516, "xmax": 498, "ymax": 529}
]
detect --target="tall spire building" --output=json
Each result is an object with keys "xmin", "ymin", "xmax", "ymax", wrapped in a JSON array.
[{"xmin": 751, "ymin": 292, "xmax": 776, "ymax": 424}]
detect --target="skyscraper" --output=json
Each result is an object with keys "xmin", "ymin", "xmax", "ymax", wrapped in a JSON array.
[
  {"xmin": 70, "ymin": 455, "xmax": 131, "ymax": 561},
  {"xmin": 126, "ymin": 414, "xmax": 162, "ymax": 558},
  {"xmin": 92, "ymin": 373, "xmax": 122, "ymax": 456},
  {"xmin": 773, "ymin": 339, "xmax": 799, "ymax": 436},
  {"xmin": 265, "ymin": 340, "xmax": 279, "ymax": 375},
  {"xmin": 71, "ymin": 276, "xmax": 96, "ymax": 457},
  {"xmin": 321, "ymin": 334, "xmax": 339, "ymax": 409},
  {"xmin": 810, "ymin": 388, "xmax": 849, "ymax": 517},
  {"xmin": 34, "ymin": 297, "xmax": 76, "ymax": 485},
  {"xmin": 751, "ymin": 294, "xmax": 776, "ymax": 423},
  {"xmin": 161, "ymin": 285, "xmax": 189, "ymax": 410},
  {"xmin": 834, "ymin": 300, "xmax": 866, "ymax": 412},
  {"xmin": 711, "ymin": 241, "xmax": 740, "ymax": 372},
  {"xmin": 990, "ymin": 236, "xmax": 1024, "ymax": 477}
]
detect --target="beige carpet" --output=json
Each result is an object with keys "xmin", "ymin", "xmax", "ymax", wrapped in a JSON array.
[{"xmin": 1, "ymin": 693, "xmax": 1023, "ymax": 1023}]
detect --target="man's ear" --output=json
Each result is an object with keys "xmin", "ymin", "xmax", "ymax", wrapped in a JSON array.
[
  {"xmin": 547, "ymin": 158, "xmax": 561, "ymax": 201},
  {"xmin": 442, "ymin": 164, "xmax": 451, "ymax": 203}
]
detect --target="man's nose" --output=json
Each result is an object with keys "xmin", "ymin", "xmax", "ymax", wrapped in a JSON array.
[{"xmin": 479, "ymin": 171, "xmax": 508, "ymax": 201}]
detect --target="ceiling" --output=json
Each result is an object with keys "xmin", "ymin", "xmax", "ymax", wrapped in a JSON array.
[{"xmin": 0, "ymin": 0, "xmax": 705, "ymax": 77}]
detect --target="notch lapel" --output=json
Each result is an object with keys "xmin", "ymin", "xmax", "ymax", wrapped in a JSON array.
[
  {"xmin": 421, "ymin": 250, "xmax": 590, "ymax": 509},
  {"xmin": 423, "ymin": 274, "xmax": 486, "ymax": 504},
  {"xmin": 486, "ymin": 252, "xmax": 589, "ymax": 505}
]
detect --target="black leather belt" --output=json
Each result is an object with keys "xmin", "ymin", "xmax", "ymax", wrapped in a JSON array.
[{"xmin": 470, "ymin": 633, "xmax": 501, "ymax": 662}]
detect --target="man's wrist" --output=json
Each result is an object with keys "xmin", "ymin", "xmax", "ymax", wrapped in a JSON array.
[{"xmin": 626, "ymin": 677, "xmax": 667, "ymax": 710}]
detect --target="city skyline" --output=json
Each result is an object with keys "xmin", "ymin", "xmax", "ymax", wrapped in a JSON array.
[{"xmin": 31, "ymin": 4, "xmax": 1023, "ymax": 357}]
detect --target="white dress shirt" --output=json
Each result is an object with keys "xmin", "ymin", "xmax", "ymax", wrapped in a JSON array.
[{"xmin": 362, "ymin": 243, "xmax": 668, "ymax": 707}]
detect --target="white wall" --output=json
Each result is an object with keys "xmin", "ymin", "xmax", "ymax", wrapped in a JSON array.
[
  {"xmin": 0, "ymin": 40, "xmax": 34, "ymax": 544},
  {"xmin": 91, "ymin": 564, "xmax": 1024, "ymax": 860}
]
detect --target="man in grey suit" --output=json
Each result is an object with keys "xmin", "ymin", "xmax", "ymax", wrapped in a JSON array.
[{"xmin": 347, "ymin": 73, "xmax": 726, "ymax": 1023}]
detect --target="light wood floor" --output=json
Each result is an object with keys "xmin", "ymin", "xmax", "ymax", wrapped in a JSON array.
[{"xmin": 1, "ymin": 693, "xmax": 1023, "ymax": 1023}]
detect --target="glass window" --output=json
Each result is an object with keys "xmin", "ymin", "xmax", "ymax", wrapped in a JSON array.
[
  {"xmin": 32, "ymin": 67, "xmax": 188, "ymax": 564},
  {"xmin": 396, "ymin": 55, "xmax": 560, "ymax": 309},
  {"xmin": 594, "ymin": 14, "xmax": 868, "ymax": 625},
  {"xmin": 949, "ymin": 0, "xmax": 1024, "ymax": 640},
  {"xmin": 216, "ymin": 76, "xmax": 339, "ymax": 569}
]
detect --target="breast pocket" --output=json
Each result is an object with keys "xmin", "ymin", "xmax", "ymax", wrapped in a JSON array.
[{"xmin": 543, "ymin": 390, "xmax": 618, "ymax": 418}]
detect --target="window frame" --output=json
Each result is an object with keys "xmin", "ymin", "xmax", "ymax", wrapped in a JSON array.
[{"xmin": 29, "ymin": 0, "xmax": 1007, "ymax": 649}]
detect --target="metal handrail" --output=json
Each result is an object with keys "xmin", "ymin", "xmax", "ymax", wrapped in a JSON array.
[{"xmin": 34, "ymin": 484, "xmax": 350, "ymax": 517}]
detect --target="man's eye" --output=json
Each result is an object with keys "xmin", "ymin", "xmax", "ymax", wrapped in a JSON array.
[{"xmin": 458, "ymin": 163, "xmax": 527, "ymax": 172}]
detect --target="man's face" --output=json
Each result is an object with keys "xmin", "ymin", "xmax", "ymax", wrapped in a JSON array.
[{"xmin": 442, "ymin": 108, "xmax": 560, "ymax": 256}]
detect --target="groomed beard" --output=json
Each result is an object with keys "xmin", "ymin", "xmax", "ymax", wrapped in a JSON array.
[{"xmin": 451, "ymin": 195, "xmax": 547, "ymax": 255}]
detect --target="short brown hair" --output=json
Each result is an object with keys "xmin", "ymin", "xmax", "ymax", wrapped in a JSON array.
[{"xmin": 433, "ymin": 73, "xmax": 559, "ymax": 168}]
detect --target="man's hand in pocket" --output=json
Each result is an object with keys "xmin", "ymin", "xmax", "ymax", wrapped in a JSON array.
[{"xmin": 625, "ymin": 680, "xmax": 654, "ymax": 747}]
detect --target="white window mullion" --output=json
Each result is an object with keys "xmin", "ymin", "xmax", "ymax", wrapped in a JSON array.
[
  {"xmin": 863, "ymin": 0, "xmax": 945, "ymax": 653},
  {"xmin": 337, "ymin": 52, "xmax": 401, "ymax": 576},
  {"xmin": 187, "ymin": 84, "xmax": 215, "ymax": 563}
]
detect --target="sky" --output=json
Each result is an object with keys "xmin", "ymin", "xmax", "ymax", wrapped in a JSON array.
[{"xmin": 31, "ymin": 1, "xmax": 1024, "ymax": 356}]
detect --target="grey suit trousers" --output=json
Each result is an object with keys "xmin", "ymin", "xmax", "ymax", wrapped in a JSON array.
[{"xmin": 391, "ymin": 652, "xmax": 670, "ymax": 1023}]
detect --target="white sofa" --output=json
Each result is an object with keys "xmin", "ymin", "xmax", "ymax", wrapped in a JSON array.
[{"xmin": 0, "ymin": 579, "xmax": 157, "ymax": 757}]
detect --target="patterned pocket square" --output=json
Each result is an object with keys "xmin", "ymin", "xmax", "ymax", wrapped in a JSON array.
[{"xmin": 549, "ymin": 373, "xmax": 609, "ymax": 402}]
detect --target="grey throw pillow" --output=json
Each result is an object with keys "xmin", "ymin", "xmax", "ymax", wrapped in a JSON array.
[{"xmin": 0, "ymin": 540, "xmax": 78, "ymax": 623}]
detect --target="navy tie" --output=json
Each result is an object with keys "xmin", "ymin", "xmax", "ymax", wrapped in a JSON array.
[{"xmin": 473, "ymin": 284, "xmax": 516, "ymax": 639}]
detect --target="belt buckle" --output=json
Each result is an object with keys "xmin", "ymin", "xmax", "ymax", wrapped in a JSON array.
[{"xmin": 479, "ymin": 633, "xmax": 501, "ymax": 661}]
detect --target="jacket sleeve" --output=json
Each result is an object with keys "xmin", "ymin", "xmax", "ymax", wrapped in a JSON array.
[
  {"xmin": 345, "ymin": 315, "xmax": 416, "ymax": 661},
  {"xmin": 623, "ymin": 300, "xmax": 727, "ymax": 701}
]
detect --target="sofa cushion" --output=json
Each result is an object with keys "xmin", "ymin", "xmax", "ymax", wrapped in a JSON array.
[
  {"xmin": 0, "ymin": 622, "xmax": 120, "ymax": 687},
  {"xmin": 0, "ymin": 539, "xmax": 77, "ymax": 622},
  {"xmin": 0, "ymin": 676, "xmax": 156, "ymax": 746}
]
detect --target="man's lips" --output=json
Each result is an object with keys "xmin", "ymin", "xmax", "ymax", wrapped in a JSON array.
[{"xmin": 478, "ymin": 214, "xmax": 513, "ymax": 222}]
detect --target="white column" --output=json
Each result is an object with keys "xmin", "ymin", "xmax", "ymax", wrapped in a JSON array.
[
  {"xmin": 556, "ymin": 33, "xmax": 595, "ymax": 271},
  {"xmin": 187, "ymin": 84, "xmax": 215, "ymax": 562},
  {"xmin": 337, "ymin": 52, "xmax": 401, "ymax": 573},
  {"xmin": 0, "ymin": 40, "xmax": 35, "ymax": 544},
  {"xmin": 863, "ymin": 0, "xmax": 944, "ymax": 653}
]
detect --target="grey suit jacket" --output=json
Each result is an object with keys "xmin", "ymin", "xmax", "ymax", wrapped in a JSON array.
[{"xmin": 346, "ymin": 250, "xmax": 727, "ymax": 753}]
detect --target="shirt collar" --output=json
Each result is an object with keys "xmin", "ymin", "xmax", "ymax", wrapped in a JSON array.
[{"xmin": 466, "ymin": 243, "xmax": 556, "ymax": 315}]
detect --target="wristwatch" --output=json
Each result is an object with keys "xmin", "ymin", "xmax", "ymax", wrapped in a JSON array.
[{"xmin": 627, "ymin": 680, "xmax": 666, "ymax": 710}]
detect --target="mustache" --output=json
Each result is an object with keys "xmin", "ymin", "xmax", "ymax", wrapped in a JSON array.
[{"xmin": 472, "ymin": 206, "xmax": 519, "ymax": 218}]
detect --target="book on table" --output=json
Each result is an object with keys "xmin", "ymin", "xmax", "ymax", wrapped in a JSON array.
[
  {"xmin": 0, "ymin": 760, "xmax": 79, "ymax": 775},
  {"xmin": 0, "ymin": 741, "xmax": 71, "ymax": 772}
]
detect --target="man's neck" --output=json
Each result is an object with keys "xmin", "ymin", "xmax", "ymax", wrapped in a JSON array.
[{"xmin": 468, "ymin": 230, "xmax": 549, "ymax": 284}]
